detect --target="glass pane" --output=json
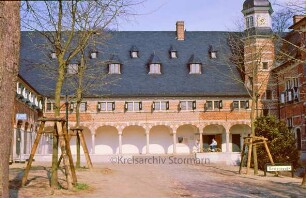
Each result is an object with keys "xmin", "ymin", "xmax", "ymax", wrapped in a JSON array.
[
  {"xmin": 207, "ymin": 101, "xmax": 212, "ymax": 109},
  {"xmin": 101, "ymin": 102, "xmax": 106, "ymax": 111},
  {"xmin": 160, "ymin": 102, "xmax": 166, "ymax": 110},
  {"xmin": 155, "ymin": 102, "xmax": 160, "ymax": 110},
  {"xmin": 180, "ymin": 101, "xmax": 186, "ymax": 110},
  {"xmin": 107, "ymin": 102, "xmax": 113, "ymax": 111},
  {"xmin": 187, "ymin": 101, "xmax": 193, "ymax": 110},
  {"xmin": 80, "ymin": 103, "xmax": 86, "ymax": 112},
  {"xmin": 47, "ymin": 103, "xmax": 52, "ymax": 111},
  {"xmin": 214, "ymin": 101, "xmax": 219, "ymax": 109},
  {"xmin": 240, "ymin": 101, "xmax": 246, "ymax": 109},
  {"xmin": 128, "ymin": 102, "xmax": 133, "ymax": 111},
  {"xmin": 134, "ymin": 102, "xmax": 140, "ymax": 111}
]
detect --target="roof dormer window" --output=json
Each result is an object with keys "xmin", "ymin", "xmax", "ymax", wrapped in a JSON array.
[
  {"xmin": 90, "ymin": 50, "xmax": 98, "ymax": 59},
  {"xmin": 169, "ymin": 46, "xmax": 177, "ymax": 59},
  {"xmin": 130, "ymin": 45, "xmax": 139, "ymax": 58},
  {"xmin": 67, "ymin": 63, "xmax": 79, "ymax": 75},
  {"xmin": 149, "ymin": 64, "xmax": 161, "ymax": 74},
  {"xmin": 188, "ymin": 55, "xmax": 202, "ymax": 74},
  {"xmin": 109, "ymin": 63, "xmax": 121, "ymax": 74},
  {"xmin": 148, "ymin": 53, "xmax": 162, "ymax": 75},
  {"xmin": 108, "ymin": 55, "xmax": 121, "ymax": 74},
  {"xmin": 208, "ymin": 45, "xmax": 217, "ymax": 59},
  {"xmin": 50, "ymin": 51, "xmax": 56, "ymax": 59}
]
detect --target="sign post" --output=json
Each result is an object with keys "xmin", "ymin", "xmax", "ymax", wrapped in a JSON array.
[{"xmin": 264, "ymin": 163, "xmax": 293, "ymax": 177}]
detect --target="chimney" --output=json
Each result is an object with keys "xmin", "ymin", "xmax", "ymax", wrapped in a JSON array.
[
  {"xmin": 293, "ymin": 15, "xmax": 305, "ymax": 24},
  {"xmin": 176, "ymin": 21, "xmax": 185, "ymax": 41}
]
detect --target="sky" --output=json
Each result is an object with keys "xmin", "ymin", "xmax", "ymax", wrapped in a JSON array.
[{"xmin": 115, "ymin": 0, "xmax": 292, "ymax": 31}]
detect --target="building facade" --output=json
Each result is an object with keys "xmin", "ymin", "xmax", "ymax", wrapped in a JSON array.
[{"xmin": 13, "ymin": 0, "xmax": 306, "ymax": 161}]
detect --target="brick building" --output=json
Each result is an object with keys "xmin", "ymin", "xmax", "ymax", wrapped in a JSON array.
[
  {"xmin": 272, "ymin": 16, "xmax": 306, "ymax": 150},
  {"xmin": 13, "ymin": 0, "xmax": 306, "ymax": 161}
]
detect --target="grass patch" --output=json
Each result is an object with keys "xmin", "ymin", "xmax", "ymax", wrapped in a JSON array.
[{"xmin": 75, "ymin": 183, "xmax": 89, "ymax": 191}]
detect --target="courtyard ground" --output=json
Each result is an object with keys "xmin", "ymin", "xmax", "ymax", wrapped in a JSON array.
[{"xmin": 9, "ymin": 159, "xmax": 306, "ymax": 198}]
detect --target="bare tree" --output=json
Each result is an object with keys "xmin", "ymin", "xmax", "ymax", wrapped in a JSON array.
[
  {"xmin": 21, "ymin": 0, "xmax": 139, "ymax": 188},
  {"xmin": 0, "ymin": 1, "xmax": 20, "ymax": 197}
]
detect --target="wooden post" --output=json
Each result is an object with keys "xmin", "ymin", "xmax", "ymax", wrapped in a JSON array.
[
  {"xmin": 51, "ymin": 124, "xmax": 59, "ymax": 188},
  {"xmin": 78, "ymin": 130, "xmax": 93, "ymax": 169},
  {"xmin": 263, "ymin": 140, "xmax": 274, "ymax": 164},
  {"xmin": 239, "ymin": 143, "xmax": 246, "ymax": 174},
  {"xmin": 246, "ymin": 138, "xmax": 253, "ymax": 175},
  {"xmin": 76, "ymin": 132, "xmax": 80, "ymax": 168},
  {"xmin": 56, "ymin": 121, "xmax": 73, "ymax": 190},
  {"xmin": 21, "ymin": 121, "xmax": 45, "ymax": 186},
  {"xmin": 62, "ymin": 122, "xmax": 77, "ymax": 184}
]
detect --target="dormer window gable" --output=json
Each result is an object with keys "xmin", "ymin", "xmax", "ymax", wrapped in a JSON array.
[
  {"xmin": 188, "ymin": 55, "xmax": 202, "ymax": 74},
  {"xmin": 90, "ymin": 50, "xmax": 98, "ymax": 59},
  {"xmin": 148, "ymin": 53, "xmax": 162, "ymax": 74},
  {"xmin": 50, "ymin": 51, "xmax": 57, "ymax": 59},
  {"xmin": 208, "ymin": 45, "xmax": 217, "ymax": 59},
  {"xmin": 169, "ymin": 46, "xmax": 177, "ymax": 59},
  {"xmin": 108, "ymin": 55, "xmax": 121, "ymax": 74},
  {"xmin": 130, "ymin": 45, "xmax": 139, "ymax": 58}
]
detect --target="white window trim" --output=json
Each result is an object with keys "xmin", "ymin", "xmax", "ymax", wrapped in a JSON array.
[
  {"xmin": 170, "ymin": 51, "xmax": 177, "ymax": 59},
  {"xmin": 180, "ymin": 101, "xmax": 195, "ymax": 111},
  {"xmin": 126, "ymin": 101, "xmax": 142, "ymax": 112},
  {"xmin": 131, "ymin": 51, "xmax": 138, "ymax": 58},
  {"xmin": 67, "ymin": 63, "xmax": 79, "ymax": 75},
  {"xmin": 153, "ymin": 101, "xmax": 168, "ymax": 111},
  {"xmin": 98, "ymin": 101, "xmax": 115, "ymax": 112}
]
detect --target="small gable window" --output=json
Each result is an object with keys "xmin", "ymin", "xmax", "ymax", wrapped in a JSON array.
[
  {"xmin": 188, "ymin": 55, "xmax": 202, "ymax": 74},
  {"xmin": 108, "ymin": 55, "xmax": 121, "ymax": 74},
  {"xmin": 169, "ymin": 46, "xmax": 177, "ymax": 59},
  {"xmin": 148, "ymin": 53, "xmax": 162, "ymax": 75},
  {"xmin": 50, "ymin": 51, "xmax": 56, "ymax": 59},
  {"xmin": 208, "ymin": 45, "xmax": 217, "ymax": 59},
  {"xmin": 130, "ymin": 45, "xmax": 139, "ymax": 58},
  {"xmin": 67, "ymin": 63, "xmax": 79, "ymax": 75},
  {"xmin": 90, "ymin": 50, "xmax": 98, "ymax": 59}
]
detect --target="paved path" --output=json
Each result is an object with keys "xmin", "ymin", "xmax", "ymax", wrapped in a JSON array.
[{"xmin": 9, "ymin": 161, "xmax": 306, "ymax": 198}]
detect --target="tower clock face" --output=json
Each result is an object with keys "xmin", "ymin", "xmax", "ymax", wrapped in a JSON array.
[{"xmin": 257, "ymin": 16, "xmax": 267, "ymax": 26}]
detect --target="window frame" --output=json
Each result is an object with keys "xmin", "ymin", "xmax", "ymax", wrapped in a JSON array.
[
  {"xmin": 179, "ymin": 100, "xmax": 196, "ymax": 111},
  {"xmin": 109, "ymin": 63, "xmax": 121, "ymax": 74},
  {"xmin": 125, "ymin": 101, "xmax": 142, "ymax": 112},
  {"xmin": 149, "ymin": 63, "xmax": 161, "ymax": 74},
  {"xmin": 189, "ymin": 64, "xmax": 201, "ymax": 74},
  {"xmin": 67, "ymin": 63, "xmax": 79, "ymax": 75},
  {"xmin": 80, "ymin": 102, "xmax": 87, "ymax": 112},
  {"xmin": 97, "ymin": 101, "xmax": 115, "ymax": 112},
  {"xmin": 262, "ymin": 62, "xmax": 268, "ymax": 70},
  {"xmin": 152, "ymin": 101, "xmax": 169, "ymax": 111}
]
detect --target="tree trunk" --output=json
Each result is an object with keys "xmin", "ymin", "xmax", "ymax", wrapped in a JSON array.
[{"xmin": 0, "ymin": 1, "xmax": 20, "ymax": 197}]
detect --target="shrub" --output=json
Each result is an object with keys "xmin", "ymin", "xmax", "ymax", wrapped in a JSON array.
[{"xmin": 255, "ymin": 115, "xmax": 300, "ymax": 170}]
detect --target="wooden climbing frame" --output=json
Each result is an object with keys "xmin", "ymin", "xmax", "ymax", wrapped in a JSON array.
[
  {"xmin": 21, "ymin": 117, "xmax": 77, "ymax": 190},
  {"xmin": 239, "ymin": 135, "xmax": 274, "ymax": 175},
  {"xmin": 58, "ymin": 127, "xmax": 93, "ymax": 169}
]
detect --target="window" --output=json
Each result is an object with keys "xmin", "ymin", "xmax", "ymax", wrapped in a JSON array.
[
  {"xmin": 280, "ymin": 92, "xmax": 285, "ymax": 104},
  {"xmin": 232, "ymin": 100, "xmax": 249, "ymax": 110},
  {"xmin": 67, "ymin": 64, "xmax": 79, "ymax": 75},
  {"xmin": 70, "ymin": 102, "xmax": 75, "ymax": 111},
  {"xmin": 90, "ymin": 51, "xmax": 98, "ymax": 59},
  {"xmin": 125, "ymin": 102, "xmax": 142, "ymax": 112},
  {"xmin": 293, "ymin": 78, "xmax": 299, "ymax": 88},
  {"xmin": 210, "ymin": 51, "xmax": 217, "ymax": 59},
  {"xmin": 265, "ymin": 90, "xmax": 272, "ymax": 100},
  {"xmin": 109, "ymin": 64, "xmax": 121, "ymax": 74},
  {"xmin": 46, "ymin": 103, "xmax": 53, "ymax": 111},
  {"xmin": 262, "ymin": 62, "xmax": 268, "ymax": 70},
  {"xmin": 246, "ymin": 16, "xmax": 254, "ymax": 29},
  {"xmin": 149, "ymin": 64, "xmax": 161, "ymax": 74},
  {"xmin": 263, "ymin": 109, "xmax": 269, "ymax": 116},
  {"xmin": 131, "ymin": 51, "xmax": 138, "ymax": 58},
  {"xmin": 180, "ymin": 101, "xmax": 196, "ymax": 111},
  {"xmin": 153, "ymin": 101, "xmax": 169, "ymax": 111},
  {"xmin": 98, "ymin": 102, "xmax": 115, "ymax": 112},
  {"xmin": 170, "ymin": 51, "xmax": 177, "ymax": 59},
  {"xmin": 206, "ymin": 100, "xmax": 222, "ymax": 110},
  {"xmin": 189, "ymin": 64, "xmax": 201, "ymax": 74},
  {"xmin": 80, "ymin": 102, "xmax": 87, "ymax": 112},
  {"xmin": 287, "ymin": 117, "xmax": 293, "ymax": 128},
  {"xmin": 50, "ymin": 52, "xmax": 56, "ymax": 59},
  {"xmin": 232, "ymin": 101, "xmax": 239, "ymax": 109}
]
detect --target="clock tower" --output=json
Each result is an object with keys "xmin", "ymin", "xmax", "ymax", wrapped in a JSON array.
[{"xmin": 242, "ymin": 0, "xmax": 276, "ymax": 116}]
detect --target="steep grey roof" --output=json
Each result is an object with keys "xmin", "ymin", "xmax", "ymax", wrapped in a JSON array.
[
  {"xmin": 188, "ymin": 54, "xmax": 202, "ymax": 64},
  {"xmin": 243, "ymin": 0, "xmax": 272, "ymax": 10},
  {"xmin": 148, "ymin": 53, "xmax": 162, "ymax": 64},
  {"xmin": 19, "ymin": 31, "xmax": 249, "ymax": 98}
]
